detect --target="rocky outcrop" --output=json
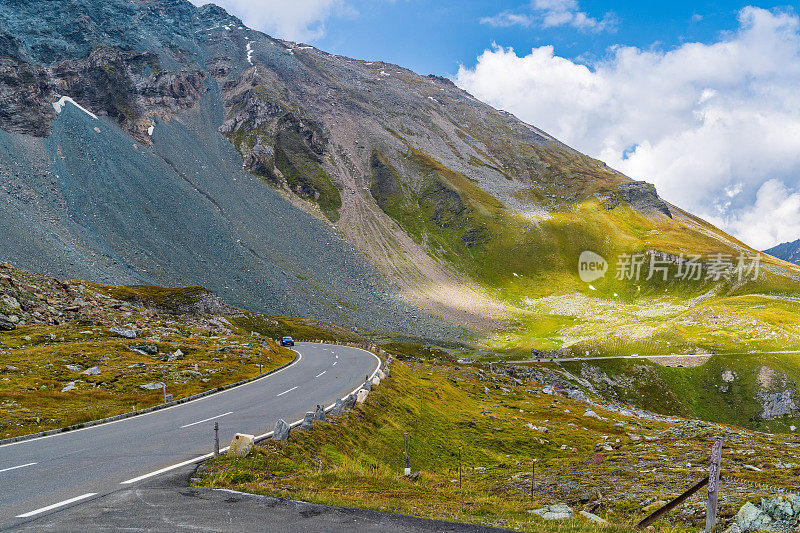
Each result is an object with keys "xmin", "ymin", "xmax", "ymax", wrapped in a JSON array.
[
  {"xmin": 758, "ymin": 390, "xmax": 797, "ymax": 420},
  {"xmin": 606, "ymin": 181, "xmax": 672, "ymax": 218},
  {"xmin": 729, "ymin": 495, "xmax": 800, "ymax": 532}
]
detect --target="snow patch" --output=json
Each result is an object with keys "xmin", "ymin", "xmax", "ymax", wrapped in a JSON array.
[
  {"xmin": 380, "ymin": 70, "xmax": 390, "ymax": 77},
  {"xmin": 428, "ymin": 96, "xmax": 439, "ymax": 104},
  {"xmin": 52, "ymin": 96, "xmax": 97, "ymax": 119},
  {"xmin": 147, "ymin": 124, "xmax": 154, "ymax": 136},
  {"xmin": 298, "ymin": 46, "xmax": 313, "ymax": 50},
  {"xmin": 246, "ymin": 41, "xmax": 254, "ymax": 64}
]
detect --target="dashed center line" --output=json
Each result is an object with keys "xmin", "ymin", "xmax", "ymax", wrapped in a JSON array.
[
  {"xmin": 180, "ymin": 412, "xmax": 233, "ymax": 429},
  {"xmin": 16, "ymin": 492, "xmax": 97, "ymax": 518},
  {"xmin": 276, "ymin": 386, "xmax": 298, "ymax": 396},
  {"xmin": 332, "ymin": 361, "xmax": 337, "ymax": 366},
  {"xmin": 315, "ymin": 371, "xmax": 326, "ymax": 378},
  {"xmin": 0, "ymin": 462, "xmax": 37, "ymax": 473}
]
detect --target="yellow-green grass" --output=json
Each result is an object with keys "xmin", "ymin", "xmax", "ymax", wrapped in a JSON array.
[
  {"xmin": 195, "ymin": 358, "xmax": 800, "ymax": 531},
  {"xmin": 0, "ymin": 320, "xmax": 293, "ymax": 439}
]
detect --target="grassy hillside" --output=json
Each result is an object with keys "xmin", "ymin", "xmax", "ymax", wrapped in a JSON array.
[{"xmin": 196, "ymin": 357, "xmax": 800, "ymax": 531}]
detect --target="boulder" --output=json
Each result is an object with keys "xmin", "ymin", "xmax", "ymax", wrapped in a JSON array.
[
  {"xmin": 531, "ymin": 504, "xmax": 574, "ymax": 521},
  {"xmin": 363, "ymin": 379, "xmax": 372, "ymax": 392},
  {"xmin": 129, "ymin": 344, "xmax": 158, "ymax": 355},
  {"xmin": 371, "ymin": 376, "xmax": 381, "ymax": 387},
  {"xmin": 110, "ymin": 326, "xmax": 137, "ymax": 339},
  {"xmin": 343, "ymin": 393, "xmax": 357, "ymax": 411},
  {"xmin": 579, "ymin": 511, "xmax": 608, "ymax": 525},
  {"xmin": 378, "ymin": 369, "xmax": 386, "ymax": 380},
  {"xmin": 164, "ymin": 349, "xmax": 184, "ymax": 362},
  {"xmin": 81, "ymin": 366, "xmax": 101, "ymax": 376},
  {"xmin": 314, "ymin": 404, "xmax": 325, "ymax": 421},
  {"xmin": 227, "ymin": 433, "xmax": 255, "ymax": 457},
  {"xmin": 356, "ymin": 389, "xmax": 369, "ymax": 404},
  {"xmin": 330, "ymin": 398, "xmax": 345, "ymax": 415},
  {"xmin": 584, "ymin": 409, "xmax": 602, "ymax": 420},
  {"xmin": 140, "ymin": 382, "xmax": 164, "ymax": 390},
  {"xmin": 65, "ymin": 364, "xmax": 82, "ymax": 372},
  {"xmin": 301, "ymin": 411, "xmax": 315, "ymax": 430},
  {"xmin": 273, "ymin": 419, "xmax": 290, "ymax": 441},
  {"xmin": 60, "ymin": 382, "xmax": 77, "ymax": 392},
  {"xmin": 0, "ymin": 313, "xmax": 16, "ymax": 331},
  {"xmin": 732, "ymin": 495, "xmax": 800, "ymax": 532}
]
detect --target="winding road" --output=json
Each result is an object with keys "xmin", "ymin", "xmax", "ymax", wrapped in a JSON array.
[{"xmin": 0, "ymin": 342, "xmax": 380, "ymax": 529}]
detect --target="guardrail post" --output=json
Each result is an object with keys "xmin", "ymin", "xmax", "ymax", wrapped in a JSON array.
[
  {"xmin": 404, "ymin": 433, "xmax": 411, "ymax": 475},
  {"xmin": 705, "ymin": 436, "xmax": 723, "ymax": 532}
]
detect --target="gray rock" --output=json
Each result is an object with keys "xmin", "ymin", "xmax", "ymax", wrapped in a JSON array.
[
  {"xmin": 584, "ymin": 408, "xmax": 602, "ymax": 420},
  {"xmin": 0, "ymin": 313, "xmax": 17, "ymax": 331},
  {"xmin": 579, "ymin": 510, "xmax": 608, "ymax": 524},
  {"xmin": 733, "ymin": 495, "xmax": 800, "ymax": 532},
  {"xmin": 65, "ymin": 364, "xmax": 82, "ymax": 372},
  {"xmin": 330, "ymin": 398, "xmax": 345, "ymax": 415},
  {"xmin": 164, "ymin": 349, "xmax": 184, "ymax": 362},
  {"xmin": 342, "ymin": 393, "xmax": 356, "ymax": 411},
  {"xmin": 60, "ymin": 382, "xmax": 77, "ymax": 392},
  {"xmin": 314, "ymin": 404, "xmax": 325, "ymax": 421},
  {"xmin": 273, "ymin": 419, "xmax": 290, "ymax": 441},
  {"xmin": 81, "ymin": 366, "xmax": 101, "ymax": 376},
  {"xmin": 110, "ymin": 326, "xmax": 136, "ymax": 339},
  {"xmin": 129, "ymin": 344, "xmax": 158, "ymax": 355},
  {"xmin": 301, "ymin": 411, "xmax": 315, "ymax": 430},
  {"xmin": 363, "ymin": 379, "xmax": 372, "ymax": 392},
  {"xmin": 1, "ymin": 294, "xmax": 20, "ymax": 310},
  {"xmin": 542, "ymin": 386, "xmax": 555, "ymax": 395},
  {"xmin": 140, "ymin": 382, "xmax": 164, "ymax": 390},
  {"xmin": 531, "ymin": 504, "xmax": 574, "ymax": 521},
  {"xmin": 128, "ymin": 362, "xmax": 145, "ymax": 368}
]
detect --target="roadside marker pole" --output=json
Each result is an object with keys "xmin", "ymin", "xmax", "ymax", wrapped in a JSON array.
[
  {"xmin": 705, "ymin": 436, "xmax": 723, "ymax": 533},
  {"xmin": 214, "ymin": 422, "xmax": 220, "ymax": 456},
  {"xmin": 162, "ymin": 383, "xmax": 167, "ymax": 403},
  {"xmin": 531, "ymin": 459, "xmax": 536, "ymax": 503},
  {"xmin": 404, "ymin": 433, "xmax": 411, "ymax": 476}
]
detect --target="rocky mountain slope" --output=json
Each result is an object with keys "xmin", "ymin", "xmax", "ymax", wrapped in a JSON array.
[
  {"xmin": 1, "ymin": 0, "xmax": 799, "ymax": 345},
  {"xmin": 764, "ymin": 239, "xmax": 800, "ymax": 265}
]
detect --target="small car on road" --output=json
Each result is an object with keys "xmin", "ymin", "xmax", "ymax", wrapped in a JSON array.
[{"xmin": 280, "ymin": 336, "xmax": 295, "ymax": 347}]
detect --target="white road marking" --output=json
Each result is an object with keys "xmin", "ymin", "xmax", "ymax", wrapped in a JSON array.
[
  {"xmin": 315, "ymin": 371, "xmax": 326, "ymax": 378},
  {"xmin": 16, "ymin": 493, "xmax": 97, "ymax": 517},
  {"xmin": 276, "ymin": 386, "xmax": 298, "ymax": 396},
  {"xmin": 0, "ymin": 462, "xmax": 36, "ymax": 473},
  {"xmin": 180, "ymin": 412, "xmax": 233, "ymax": 429},
  {"xmin": 332, "ymin": 361, "xmax": 337, "ymax": 366},
  {"xmin": 121, "ymin": 454, "xmax": 213, "ymax": 485}
]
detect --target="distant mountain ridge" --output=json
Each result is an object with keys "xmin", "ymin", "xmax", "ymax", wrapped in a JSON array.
[{"xmin": 764, "ymin": 239, "xmax": 800, "ymax": 265}]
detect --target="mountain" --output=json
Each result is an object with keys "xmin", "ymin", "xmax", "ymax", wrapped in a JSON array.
[
  {"xmin": 1, "ymin": 0, "xmax": 799, "ymax": 350},
  {"xmin": 764, "ymin": 239, "xmax": 800, "ymax": 265}
]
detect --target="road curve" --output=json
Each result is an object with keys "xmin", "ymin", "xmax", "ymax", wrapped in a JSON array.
[{"xmin": 0, "ymin": 342, "xmax": 380, "ymax": 528}]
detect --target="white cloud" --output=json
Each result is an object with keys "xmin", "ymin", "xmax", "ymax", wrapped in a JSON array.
[
  {"xmin": 481, "ymin": 0, "xmax": 617, "ymax": 33},
  {"xmin": 191, "ymin": 0, "xmax": 348, "ymax": 42},
  {"xmin": 457, "ymin": 7, "xmax": 800, "ymax": 249}
]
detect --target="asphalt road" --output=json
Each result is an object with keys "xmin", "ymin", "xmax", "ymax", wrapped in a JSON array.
[
  {"xmin": 0, "ymin": 342, "xmax": 380, "ymax": 529},
  {"xmin": 11, "ymin": 467, "xmax": 513, "ymax": 532}
]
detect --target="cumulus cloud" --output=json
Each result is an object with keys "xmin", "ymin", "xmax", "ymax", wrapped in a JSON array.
[
  {"xmin": 481, "ymin": 0, "xmax": 617, "ymax": 33},
  {"xmin": 458, "ymin": 6, "xmax": 800, "ymax": 249},
  {"xmin": 190, "ymin": 0, "xmax": 348, "ymax": 42}
]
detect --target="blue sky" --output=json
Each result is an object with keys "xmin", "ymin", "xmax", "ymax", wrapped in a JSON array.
[
  {"xmin": 309, "ymin": 1, "xmax": 794, "ymax": 77},
  {"xmin": 199, "ymin": 0, "xmax": 800, "ymax": 248}
]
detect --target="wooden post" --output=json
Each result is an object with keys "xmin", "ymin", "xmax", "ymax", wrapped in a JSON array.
[
  {"xmin": 705, "ymin": 436, "xmax": 723, "ymax": 533},
  {"xmin": 531, "ymin": 459, "xmax": 536, "ymax": 503},
  {"xmin": 213, "ymin": 422, "xmax": 220, "ymax": 456},
  {"xmin": 404, "ymin": 433, "xmax": 410, "ymax": 476}
]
